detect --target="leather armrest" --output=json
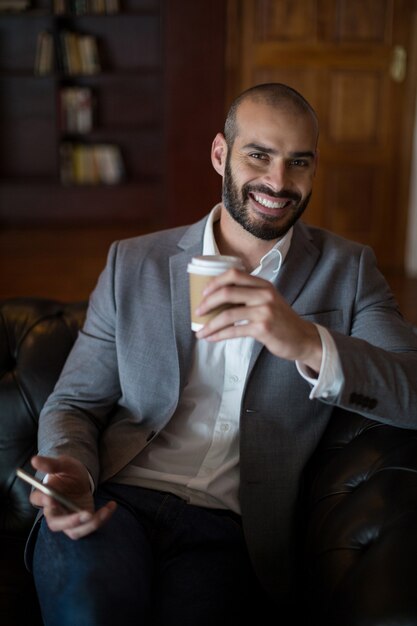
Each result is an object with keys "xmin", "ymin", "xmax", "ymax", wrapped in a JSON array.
[
  {"xmin": 303, "ymin": 408, "xmax": 417, "ymax": 625},
  {"xmin": 0, "ymin": 298, "xmax": 86, "ymax": 535}
]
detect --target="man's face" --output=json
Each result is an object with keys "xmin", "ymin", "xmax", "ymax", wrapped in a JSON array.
[{"xmin": 221, "ymin": 99, "xmax": 318, "ymax": 240}]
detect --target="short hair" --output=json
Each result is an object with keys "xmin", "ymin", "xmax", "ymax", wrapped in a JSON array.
[{"xmin": 224, "ymin": 82, "xmax": 319, "ymax": 147}]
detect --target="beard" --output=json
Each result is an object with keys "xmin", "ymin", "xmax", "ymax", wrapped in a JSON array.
[{"xmin": 222, "ymin": 158, "xmax": 312, "ymax": 241}]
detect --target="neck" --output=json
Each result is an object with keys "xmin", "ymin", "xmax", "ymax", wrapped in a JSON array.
[{"xmin": 213, "ymin": 208, "xmax": 279, "ymax": 272}]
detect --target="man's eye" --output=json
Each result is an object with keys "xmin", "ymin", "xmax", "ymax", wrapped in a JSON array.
[
  {"xmin": 289, "ymin": 159, "xmax": 308, "ymax": 167},
  {"xmin": 249, "ymin": 152, "xmax": 268, "ymax": 161}
]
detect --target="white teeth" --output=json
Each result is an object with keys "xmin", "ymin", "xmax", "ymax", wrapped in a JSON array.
[{"xmin": 254, "ymin": 194, "xmax": 287, "ymax": 209}]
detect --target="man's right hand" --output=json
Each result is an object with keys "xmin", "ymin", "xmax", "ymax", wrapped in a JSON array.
[{"xmin": 30, "ymin": 454, "xmax": 117, "ymax": 540}]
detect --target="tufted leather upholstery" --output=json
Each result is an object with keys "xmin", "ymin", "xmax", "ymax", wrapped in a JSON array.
[
  {"xmin": 0, "ymin": 298, "xmax": 86, "ymax": 625},
  {"xmin": 1, "ymin": 297, "xmax": 417, "ymax": 625},
  {"xmin": 303, "ymin": 410, "xmax": 417, "ymax": 624}
]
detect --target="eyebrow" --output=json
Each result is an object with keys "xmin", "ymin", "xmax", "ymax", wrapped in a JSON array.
[{"xmin": 242, "ymin": 143, "xmax": 316, "ymax": 159}]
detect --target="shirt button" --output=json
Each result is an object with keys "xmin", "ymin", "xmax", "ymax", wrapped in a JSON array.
[
  {"xmin": 229, "ymin": 375, "xmax": 239, "ymax": 383},
  {"xmin": 220, "ymin": 423, "xmax": 230, "ymax": 432}
]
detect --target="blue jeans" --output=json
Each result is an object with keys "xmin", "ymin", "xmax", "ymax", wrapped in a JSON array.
[{"xmin": 32, "ymin": 484, "xmax": 270, "ymax": 626}]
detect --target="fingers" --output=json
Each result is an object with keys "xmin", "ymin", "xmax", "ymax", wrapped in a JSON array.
[
  {"xmin": 29, "ymin": 488, "xmax": 47, "ymax": 509},
  {"xmin": 194, "ymin": 270, "xmax": 322, "ymax": 365},
  {"xmin": 196, "ymin": 272, "xmax": 276, "ymax": 317},
  {"xmin": 29, "ymin": 454, "xmax": 118, "ymax": 539},
  {"xmin": 49, "ymin": 501, "xmax": 118, "ymax": 540},
  {"xmin": 201, "ymin": 268, "xmax": 255, "ymax": 295},
  {"xmin": 31, "ymin": 454, "xmax": 63, "ymax": 475},
  {"xmin": 195, "ymin": 271, "xmax": 279, "ymax": 341},
  {"xmin": 31, "ymin": 454, "xmax": 85, "ymax": 483},
  {"xmin": 196, "ymin": 305, "xmax": 266, "ymax": 342},
  {"xmin": 30, "ymin": 455, "xmax": 91, "ymax": 495},
  {"xmin": 32, "ymin": 489, "xmax": 118, "ymax": 539},
  {"xmin": 31, "ymin": 454, "xmax": 85, "ymax": 476}
]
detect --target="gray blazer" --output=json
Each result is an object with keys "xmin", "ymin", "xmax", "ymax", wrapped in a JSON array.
[{"xmin": 36, "ymin": 215, "xmax": 417, "ymax": 598}]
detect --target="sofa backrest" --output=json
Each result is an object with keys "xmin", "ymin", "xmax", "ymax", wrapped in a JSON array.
[{"xmin": 0, "ymin": 298, "xmax": 87, "ymax": 534}]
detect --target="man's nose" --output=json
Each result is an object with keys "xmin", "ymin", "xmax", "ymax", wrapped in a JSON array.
[{"xmin": 264, "ymin": 160, "xmax": 288, "ymax": 191}]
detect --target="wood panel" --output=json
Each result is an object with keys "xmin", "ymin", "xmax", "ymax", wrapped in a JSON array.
[
  {"xmin": 164, "ymin": 0, "xmax": 226, "ymax": 226},
  {"xmin": 328, "ymin": 72, "xmax": 380, "ymax": 143},
  {"xmin": 227, "ymin": 0, "xmax": 417, "ymax": 271},
  {"xmin": 0, "ymin": 227, "xmax": 141, "ymax": 302}
]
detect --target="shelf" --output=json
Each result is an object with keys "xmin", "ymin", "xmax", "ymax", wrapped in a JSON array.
[
  {"xmin": 0, "ymin": 0, "xmax": 160, "ymax": 13},
  {"xmin": 53, "ymin": 9, "xmax": 159, "ymax": 17},
  {"xmin": 0, "ymin": 68, "xmax": 161, "ymax": 79},
  {"xmin": 0, "ymin": 174, "xmax": 161, "ymax": 185},
  {"xmin": 0, "ymin": 0, "xmax": 227, "ymax": 231},
  {"xmin": 0, "ymin": 0, "xmax": 164, "ymax": 225},
  {"xmin": 60, "ymin": 124, "xmax": 160, "ymax": 138},
  {"xmin": 0, "ymin": 8, "xmax": 159, "ymax": 17},
  {"xmin": 0, "ymin": 9, "xmax": 50, "ymax": 16},
  {"xmin": 0, "ymin": 178, "xmax": 163, "ymax": 225},
  {"xmin": 0, "ymin": 71, "xmax": 56, "ymax": 79}
]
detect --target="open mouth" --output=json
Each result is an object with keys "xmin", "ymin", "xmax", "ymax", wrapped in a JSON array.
[{"xmin": 249, "ymin": 192, "xmax": 293, "ymax": 215}]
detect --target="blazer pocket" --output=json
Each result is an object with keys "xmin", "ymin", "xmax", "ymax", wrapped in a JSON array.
[{"xmin": 300, "ymin": 309, "xmax": 344, "ymax": 332}]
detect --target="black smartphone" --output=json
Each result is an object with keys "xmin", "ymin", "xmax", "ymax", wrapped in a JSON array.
[{"xmin": 16, "ymin": 467, "xmax": 82, "ymax": 513}]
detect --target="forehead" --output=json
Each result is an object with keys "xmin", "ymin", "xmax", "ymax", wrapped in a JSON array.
[{"xmin": 234, "ymin": 98, "xmax": 318, "ymax": 151}]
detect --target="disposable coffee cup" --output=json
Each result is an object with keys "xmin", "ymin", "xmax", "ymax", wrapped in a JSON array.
[{"xmin": 187, "ymin": 255, "xmax": 244, "ymax": 331}]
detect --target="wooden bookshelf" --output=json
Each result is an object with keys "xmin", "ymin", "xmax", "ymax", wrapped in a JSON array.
[{"xmin": 0, "ymin": 0, "xmax": 226, "ymax": 230}]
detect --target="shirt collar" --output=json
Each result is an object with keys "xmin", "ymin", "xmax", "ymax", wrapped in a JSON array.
[{"xmin": 202, "ymin": 203, "xmax": 293, "ymax": 281}]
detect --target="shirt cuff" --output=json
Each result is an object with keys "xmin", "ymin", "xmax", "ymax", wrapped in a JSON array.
[{"xmin": 296, "ymin": 324, "xmax": 344, "ymax": 400}]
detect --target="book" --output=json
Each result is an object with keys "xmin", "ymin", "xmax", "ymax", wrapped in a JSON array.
[
  {"xmin": 78, "ymin": 34, "xmax": 101, "ymax": 74},
  {"xmin": 52, "ymin": 0, "xmax": 65, "ymax": 14},
  {"xmin": 59, "ymin": 86, "xmax": 94, "ymax": 134},
  {"xmin": 94, "ymin": 144, "xmax": 125, "ymax": 184},
  {"xmin": 0, "ymin": 0, "xmax": 29, "ymax": 11},
  {"xmin": 55, "ymin": 30, "xmax": 100, "ymax": 76},
  {"xmin": 51, "ymin": 0, "xmax": 119, "ymax": 15},
  {"xmin": 34, "ymin": 31, "xmax": 54, "ymax": 75},
  {"xmin": 59, "ymin": 142, "xmax": 125, "ymax": 185},
  {"xmin": 65, "ymin": 31, "xmax": 83, "ymax": 75}
]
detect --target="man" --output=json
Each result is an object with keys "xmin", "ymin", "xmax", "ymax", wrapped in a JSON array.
[{"xmin": 28, "ymin": 83, "xmax": 417, "ymax": 625}]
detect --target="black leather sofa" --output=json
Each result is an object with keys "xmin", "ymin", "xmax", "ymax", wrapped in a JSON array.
[{"xmin": 2, "ymin": 296, "xmax": 417, "ymax": 625}]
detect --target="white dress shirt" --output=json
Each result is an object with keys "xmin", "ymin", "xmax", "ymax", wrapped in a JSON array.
[{"xmin": 113, "ymin": 206, "xmax": 344, "ymax": 513}]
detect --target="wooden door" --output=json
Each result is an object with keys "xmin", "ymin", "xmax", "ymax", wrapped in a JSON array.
[{"xmin": 227, "ymin": 0, "xmax": 417, "ymax": 270}]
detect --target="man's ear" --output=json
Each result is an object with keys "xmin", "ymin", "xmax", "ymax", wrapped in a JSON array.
[{"xmin": 211, "ymin": 133, "xmax": 228, "ymax": 176}]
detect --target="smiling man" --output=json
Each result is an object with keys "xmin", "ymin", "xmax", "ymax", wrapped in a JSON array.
[
  {"xmin": 219, "ymin": 88, "xmax": 318, "ymax": 242},
  {"xmin": 28, "ymin": 83, "xmax": 417, "ymax": 626},
  {"xmin": 197, "ymin": 86, "xmax": 323, "ymax": 372}
]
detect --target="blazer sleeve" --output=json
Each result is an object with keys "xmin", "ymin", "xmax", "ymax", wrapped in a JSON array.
[
  {"xmin": 37, "ymin": 241, "xmax": 121, "ymax": 484},
  {"xmin": 328, "ymin": 245, "xmax": 417, "ymax": 427}
]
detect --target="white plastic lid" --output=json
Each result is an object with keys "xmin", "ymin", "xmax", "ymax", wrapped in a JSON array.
[{"xmin": 188, "ymin": 255, "xmax": 244, "ymax": 273}]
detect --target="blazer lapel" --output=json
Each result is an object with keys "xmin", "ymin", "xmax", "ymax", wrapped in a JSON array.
[
  {"xmin": 248, "ymin": 222, "xmax": 320, "ymax": 370},
  {"xmin": 274, "ymin": 222, "xmax": 320, "ymax": 307},
  {"xmin": 169, "ymin": 218, "xmax": 207, "ymax": 390}
]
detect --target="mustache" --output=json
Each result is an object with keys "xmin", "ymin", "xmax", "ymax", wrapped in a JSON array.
[{"xmin": 243, "ymin": 184, "xmax": 301, "ymax": 203}]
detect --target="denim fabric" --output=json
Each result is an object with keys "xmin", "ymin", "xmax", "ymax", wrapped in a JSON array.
[{"xmin": 32, "ymin": 484, "xmax": 267, "ymax": 626}]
